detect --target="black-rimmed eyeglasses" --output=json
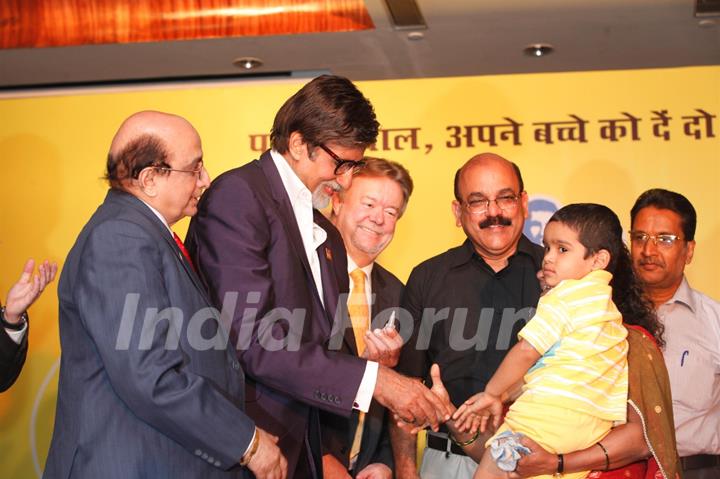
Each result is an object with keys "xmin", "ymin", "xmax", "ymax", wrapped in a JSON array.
[{"xmin": 318, "ymin": 144, "xmax": 366, "ymax": 175}]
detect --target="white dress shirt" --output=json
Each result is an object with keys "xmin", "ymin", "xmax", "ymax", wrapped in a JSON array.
[
  {"xmin": 271, "ymin": 150, "xmax": 377, "ymax": 412},
  {"xmin": 139, "ymin": 199, "xmax": 173, "ymax": 235},
  {"xmin": 658, "ymin": 276, "xmax": 720, "ymax": 456}
]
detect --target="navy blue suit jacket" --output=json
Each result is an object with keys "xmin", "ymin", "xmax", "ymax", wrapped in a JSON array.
[{"xmin": 44, "ymin": 190, "xmax": 254, "ymax": 478}]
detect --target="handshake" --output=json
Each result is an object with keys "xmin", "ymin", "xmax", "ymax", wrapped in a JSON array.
[
  {"xmin": 382, "ymin": 363, "xmax": 505, "ymax": 436},
  {"xmin": 363, "ymin": 327, "xmax": 453, "ymax": 431}
]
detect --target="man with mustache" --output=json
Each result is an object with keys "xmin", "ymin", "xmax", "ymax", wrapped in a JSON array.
[
  {"xmin": 320, "ymin": 158, "xmax": 413, "ymax": 479},
  {"xmin": 391, "ymin": 153, "xmax": 544, "ymax": 479},
  {"xmin": 629, "ymin": 188, "xmax": 720, "ymax": 479}
]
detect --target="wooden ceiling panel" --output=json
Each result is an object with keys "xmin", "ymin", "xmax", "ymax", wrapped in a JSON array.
[{"xmin": 0, "ymin": 0, "xmax": 374, "ymax": 49}]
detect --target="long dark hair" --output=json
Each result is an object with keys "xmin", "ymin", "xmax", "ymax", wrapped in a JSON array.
[{"xmin": 549, "ymin": 203, "xmax": 664, "ymax": 346}]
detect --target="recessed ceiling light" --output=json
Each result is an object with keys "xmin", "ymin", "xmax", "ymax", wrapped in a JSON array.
[
  {"xmin": 524, "ymin": 43, "xmax": 554, "ymax": 57},
  {"xmin": 233, "ymin": 57, "xmax": 263, "ymax": 70},
  {"xmin": 407, "ymin": 31, "xmax": 425, "ymax": 41},
  {"xmin": 698, "ymin": 18, "xmax": 718, "ymax": 28}
]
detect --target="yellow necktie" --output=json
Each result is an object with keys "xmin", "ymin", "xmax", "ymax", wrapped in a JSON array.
[
  {"xmin": 348, "ymin": 268, "xmax": 369, "ymax": 356},
  {"xmin": 348, "ymin": 268, "xmax": 368, "ymax": 467}
]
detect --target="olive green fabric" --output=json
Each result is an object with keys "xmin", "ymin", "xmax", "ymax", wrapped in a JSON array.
[{"xmin": 626, "ymin": 326, "xmax": 682, "ymax": 479}]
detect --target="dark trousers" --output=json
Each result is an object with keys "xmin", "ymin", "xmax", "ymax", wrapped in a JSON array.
[{"xmin": 682, "ymin": 465, "xmax": 720, "ymax": 479}]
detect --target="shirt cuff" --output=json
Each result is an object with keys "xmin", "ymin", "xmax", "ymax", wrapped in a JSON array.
[
  {"xmin": 5, "ymin": 324, "xmax": 27, "ymax": 345},
  {"xmin": 353, "ymin": 360, "xmax": 378, "ymax": 413}
]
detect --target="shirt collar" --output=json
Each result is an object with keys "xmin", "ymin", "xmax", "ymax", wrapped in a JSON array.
[
  {"xmin": 348, "ymin": 255, "xmax": 374, "ymax": 278},
  {"xmin": 667, "ymin": 276, "xmax": 697, "ymax": 313},
  {"xmin": 270, "ymin": 149, "xmax": 312, "ymax": 210},
  {"xmin": 583, "ymin": 269, "xmax": 613, "ymax": 285},
  {"xmin": 449, "ymin": 235, "xmax": 541, "ymax": 269},
  {"xmin": 139, "ymin": 199, "xmax": 172, "ymax": 235}
]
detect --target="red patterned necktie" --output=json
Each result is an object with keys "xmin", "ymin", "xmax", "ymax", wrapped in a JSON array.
[{"xmin": 172, "ymin": 232, "xmax": 196, "ymax": 272}]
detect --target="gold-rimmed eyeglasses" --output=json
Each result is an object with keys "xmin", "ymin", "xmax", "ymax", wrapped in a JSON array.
[
  {"xmin": 629, "ymin": 231, "xmax": 683, "ymax": 248},
  {"xmin": 153, "ymin": 164, "xmax": 204, "ymax": 179},
  {"xmin": 462, "ymin": 194, "xmax": 520, "ymax": 215}
]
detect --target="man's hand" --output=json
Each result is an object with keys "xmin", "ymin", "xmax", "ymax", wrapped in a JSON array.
[
  {"xmin": 4, "ymin": 259, "xmax": 58, "ymax": 323},
  {"xmin": 356, "ymin": 463, "xmax": 392, "ymax": 479},
  {"xmin": 452, "ymin": 391, "xmax": 503, "ymax": 433},
  {"xmin": 509, "ymin": 435, "xmax": 556, "ymax": 478},
  {"xmin": 322, "ymin": 454, "xmax": 352, "ymax": 479},
  {"xmin": 362, "ymin": 327, "xmax": 403, "ymax": 368},
  {"xmin": 394, "ymin": 364, "xmax": 456, "ymax": 435},
  {"xmin": 428, "ymin": 363, "xmax": 455, "ymax": 414},
  {"xmin": 374, "ymin": 366, "xmax": 451, "ymax": 432},
  {"xmin": 536, "ymin": 269, "xmax": 551, "ymax": 296},
  {"xmin": 245, "ymin": 428, "xmax": 287, "ymax": 479}
]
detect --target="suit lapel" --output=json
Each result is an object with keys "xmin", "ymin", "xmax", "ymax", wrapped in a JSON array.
[
  {"xmin": 370, "ymin": 266, "xmax": 386, "ymax": 318},
  {"xmin": 106, "ymin": 190, "xmax": 214, "ymax": 306},
  {"xmin": 258, "ymin": 152, "xmax": 317, "ymax": 288},
  {"xmin": 162, "ymin": 232, "xmax": 210, "ymax": 298},
  {"xmin": 314, "ymin": 212, "xmax": 340, "ymax": 322}
]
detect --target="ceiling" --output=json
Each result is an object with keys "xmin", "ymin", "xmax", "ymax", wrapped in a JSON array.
[{"xmin": 0, "ymin": 0, "xmax": 718, "ymax": 91}]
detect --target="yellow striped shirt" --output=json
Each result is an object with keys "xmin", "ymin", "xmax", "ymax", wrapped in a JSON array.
[{"xmin": 517, "ymin": 269, "xmax": 629, "ymax": 422}]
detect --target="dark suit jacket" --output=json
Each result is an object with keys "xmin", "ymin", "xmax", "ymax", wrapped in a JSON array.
[
  {"xmin": 186, "ymin": 151, "xmax": 367, "ymax": 479},
  {"xmin": 0, "ymin": 318, "xmax": 28, "ymax": 392},
  {"xmin": 320, "ymin": 262, "xmax": 403, "ymax": 476},
  {"xmin": 44, "ymin": 190, "xmax": 254, "ymax": 479}
]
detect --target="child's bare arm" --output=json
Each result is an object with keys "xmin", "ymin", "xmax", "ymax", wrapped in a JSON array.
[
  {"xmin": 485, "ymin": 339, "xmax": 541, "ymax": 398},
  {"xmin": 452, "ymin": 339, "xmax": 541, "ymax": 432}
]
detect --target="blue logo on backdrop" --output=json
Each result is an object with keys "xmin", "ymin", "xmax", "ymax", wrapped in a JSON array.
[{"xmin": 524, "ymin": 196, "xmax": 560, "ymax": 245}]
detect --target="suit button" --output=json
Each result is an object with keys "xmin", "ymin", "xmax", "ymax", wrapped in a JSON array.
[
  {"xmin": 321, "ymin": 392, "xmax": 327, "ymax": 401},
  {"xmin": 334, "ymin": 397, "xmax": 341, "ymax": 405},
  {"xmin": 207, "ymin": 456, "xmax": 215, "ymax": 463},
  {"xmin": 214, "ymin": 460, "xmax": 221, "ymax": 467},
  {"xmin": 202, "ymin": 453, "xmax": 209, "ymax": 460},
  {"xmin": 232, "ymin": 361, "xmax": 240, "ymax": 371},
  {"xmin": 195, "ymin": 449, "xmax": 202, "ymax": 456}
]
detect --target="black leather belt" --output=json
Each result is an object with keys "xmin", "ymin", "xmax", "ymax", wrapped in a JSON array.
[
  {"xmin": 680, "ymin": 454, "xmax": 720, "ymax": 471},
  {"xmin": 426, "ymin": 433, "xmax": 467, "ymax": 457}
]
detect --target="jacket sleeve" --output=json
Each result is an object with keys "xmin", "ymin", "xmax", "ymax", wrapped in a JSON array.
[{"xmin": 0, "ymin": 323, "xmax": 28, "ymax": 392}]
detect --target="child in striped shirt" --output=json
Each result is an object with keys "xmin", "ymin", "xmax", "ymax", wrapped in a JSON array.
[{"xmin": 453, "ymin": 203, "xmax": 637, "ymax": 479}]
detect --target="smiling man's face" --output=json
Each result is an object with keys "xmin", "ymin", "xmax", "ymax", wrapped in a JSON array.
[
  {"xmin": 452, "ymin": 155, "xmax": 528, "ymax": 264},
  {"xmin": 332, "ymin": 175, "xmax": 404, "ymax": 267}
]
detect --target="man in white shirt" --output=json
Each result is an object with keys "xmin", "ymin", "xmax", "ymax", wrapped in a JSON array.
[
  {"xmin": 630, "ymin": 188, "xmax": 720, "ymax": 479},
  {"xmin": 321, "ymin": 158, "xmax": 413, "ymax": 479},
  {"xmin": 186, "ymin": 77, "xmax": 450, "ymax": 479},
  {"xmin": 1, "ymin": 258, "xmax": 57, "ymax": 391}
]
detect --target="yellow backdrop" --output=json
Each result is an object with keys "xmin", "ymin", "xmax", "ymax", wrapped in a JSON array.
[{"xmin": 0, "ymin": 66, "xmax": 718, "ymax": 476}]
